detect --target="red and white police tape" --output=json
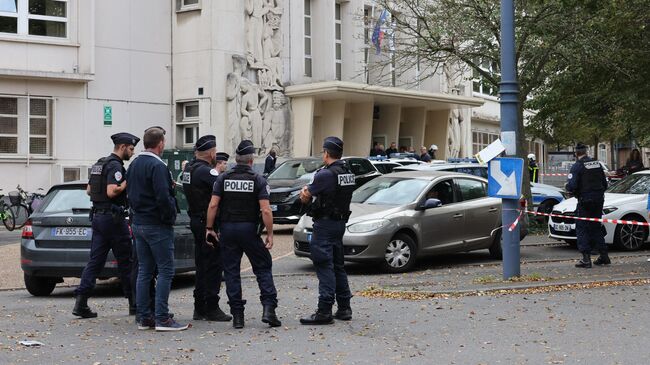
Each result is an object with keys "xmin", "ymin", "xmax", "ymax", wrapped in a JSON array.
[
  {"xmin": 508, "ymin": 209, "xmax": 650, "ymax": 232},
  {"xmin": 540, "ymin": 173, "xmax": 570, "ymax": 177}
]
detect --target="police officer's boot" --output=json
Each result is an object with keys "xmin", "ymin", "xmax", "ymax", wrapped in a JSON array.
[
  {"xmin": 72, "ymin": 295, "xmax": 98, "ymax": 318},
  {"xmin": 300, "ymin": 307, "xmax": 334, "ymax": 325},
  {"xmin": 334, "ymin": 300, "xmax": 352, "ymax": 321},
  {"xmin": 232, "ymin": 310, "xmax": 245, "ymax": 329},
  {"xmin": 128, "ymin": 296, "xmax": 136, "ymax": 316},
  {"xmin": 261, "ymin": 305, "xmax": 282, "ymax": 327},
  {"xmin": 193, "ymin": 303, "xmax": 206, "ymax": 320},
  {"xmin": 575, "ymin": 253, "xmax": 592, "ymax": 268},
  {"xmin": 594, "ymin": 252, "xmax": 611, "ymax": 266},
  {"xmin": 205, "ymin": 305, "xmax": 233, "ymax": 322}
]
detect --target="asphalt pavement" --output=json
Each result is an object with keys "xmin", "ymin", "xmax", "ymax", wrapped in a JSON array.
[
  {"xmin": 2, "ymin": 233, "xmax": 650, "ymax": 364},
  {"xmin": 0, "ymin": 227, "xmax": 20, "ymax": 247}
]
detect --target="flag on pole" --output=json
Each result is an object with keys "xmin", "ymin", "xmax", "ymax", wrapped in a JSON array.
[{"xmin": 371, "ymin": 9, "xmax": 389, "ymax": 55}]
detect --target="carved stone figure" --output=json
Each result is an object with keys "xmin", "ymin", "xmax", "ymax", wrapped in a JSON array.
[
  {"xmin": 446, "ymin": 110, "xmax": 462, "ymax": 158},
  {"xmin": 245, "ymin": 0, "xmax": 267, "ymax": 68},
  {"xmin": 227, "ymin": 55, "xmax": 248, "ymax": 154},
  {"xmin": 240, "ymin": 79, "xmax": 269, "ymax": 150},
  {"xmin": 261, "ymin": 22, "xmax": 283, "ymax": 90}
]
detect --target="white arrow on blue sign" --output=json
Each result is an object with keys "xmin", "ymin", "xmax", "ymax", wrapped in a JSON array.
[{"xmin": 487, "ymin": 157, "xmax": 524, "ymax": 199}]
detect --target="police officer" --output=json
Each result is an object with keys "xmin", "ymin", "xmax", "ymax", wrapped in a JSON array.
[
  {"xmin": 566, "ymin": 142, "xmax": 609, "ymax": 268},
  {"xmin": 181, "ymin": 135, "xmax": 232, "ymax": 322},
  {"xmin": 299, "ymin": 136, "xmax": 355, "ymax": 325},
  {"xmin": 73, "ymin": 132, "xmax": 139, "ymax": 318},
  {"xmin": 205, "ymin": 140, "xmax": 281, "ymax": 329},
  {"xmin": 215, "ymin": 152, "xmax": 230, "ymax": 174}
]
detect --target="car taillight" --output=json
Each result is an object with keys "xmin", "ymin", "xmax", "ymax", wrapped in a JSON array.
[{"xmin": 22, "ymin": 220, "xmax": 33, "ymax": 239}]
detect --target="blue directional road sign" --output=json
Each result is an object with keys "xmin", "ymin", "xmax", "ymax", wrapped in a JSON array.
[{"xmin": 487, "ymin": 157, "xmax": 524, "ymax": 199}]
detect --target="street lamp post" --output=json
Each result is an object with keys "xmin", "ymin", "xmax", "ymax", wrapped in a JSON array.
[{"xmin": 499, "ymin": 0, "xmax": 521, "ymax": 279}]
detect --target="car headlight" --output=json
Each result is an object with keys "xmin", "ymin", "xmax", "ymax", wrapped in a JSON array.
[
  {"xmin": 602, "ymin": 206, "xmax": 618, "ymax": 215},
  {"xmin": 288, "ymin": 190, "xmax": 301, "ymax": 197},
  {"xmin": 347, "ymin": 219, "xmax": 390, "ymax": 233}
]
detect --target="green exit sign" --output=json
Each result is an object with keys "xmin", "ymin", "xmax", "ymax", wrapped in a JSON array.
[{"xmin": 103, "ymin": 105, "xmax": 112, "ymax": 126}]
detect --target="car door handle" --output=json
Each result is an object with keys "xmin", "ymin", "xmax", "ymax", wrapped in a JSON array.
[
  {"xmin": 453, "ymin": 213, "xmax": 464, "ymax": 219},
  {"xmin": 488, "ymin": 208, "xmax": 498, "ymax": 213}
]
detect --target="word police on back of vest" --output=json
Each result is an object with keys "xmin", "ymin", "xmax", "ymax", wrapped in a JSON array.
[
  {"xmin": 583, "ymin": 161, "xmax": 601, "ymax": 169},
  {"xmin": 224, "ymin": 179, "xmax": 255, "ymax": 192},
  {"xmin": 90, "ymin": 164, "xmax": 103, "ymax": 175},
  {"xmin": 338, "ymin": 174, "xmax": 355, "ymax": 186}
]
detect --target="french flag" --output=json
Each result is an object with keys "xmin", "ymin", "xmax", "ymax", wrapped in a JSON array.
[{"xmin": 371, "ymin": 9, "xmax": 389, "ymax": 55}]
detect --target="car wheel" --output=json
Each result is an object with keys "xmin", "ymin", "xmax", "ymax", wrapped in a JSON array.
[
  {"xmin": 381, "ymin": 233, "xmax": 417, "ymax": 273},
  {"xmin": 24, "ymin": 273, "xmax": 57, "ymax": 296},
  {"xmin": 536, "ymin": 200, "xmax": 558, "ymax": 222},
  {"xmin": 614, "ymin": 215, "xmax": 649, "ymax": 251},
  {"xmin": 489, "ymin": 230, "xmax": 503, "ymax": 259}
]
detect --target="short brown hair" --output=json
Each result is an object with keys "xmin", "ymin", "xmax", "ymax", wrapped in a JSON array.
[{"xmin": 143, "ymin": 126, "xmax": 165, "ymax": 148}]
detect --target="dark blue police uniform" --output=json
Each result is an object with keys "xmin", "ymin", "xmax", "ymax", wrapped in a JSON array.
[
  {"xmin": 209, "ymin": 140, "xmax": 280, "ymax": 328},
  {"xmin": 73, "ymin": 132, "xmax": 139, "ymax": 318},
  {"xmin": 181, "ymin": 135, "xmax": 231, "ymax": 321},
  {"xmin": 300, "ymin": 136, "xmax": 354, "ymax": 325},
  {"xmin": 566, "ymin": 143, "xmax": 608, "ymax": 268}
]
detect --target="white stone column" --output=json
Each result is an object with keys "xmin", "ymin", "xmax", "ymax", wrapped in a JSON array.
[
  {"xmin": 291, "ymin": 96, "xmax": 315, "ymax": 156},
  {"xmin": 400, "ymin": 107, "xmax": 426, "ymax": 150},
  {"xmin": 343, "ymin": 102, "xmax": 374, "ymax": 157}
]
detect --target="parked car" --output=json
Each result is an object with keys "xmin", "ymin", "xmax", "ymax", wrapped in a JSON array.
[
  {"xmin": 393, "ymin": 162, "xmax": 566, "ymax": 214},
  {"xmin": 21, "ymin": 181, "xmax": 196, "ymax": 296},
  {"xmin": 370, "ymin": 160, "xmax": 402, "ymax": 174},
  {"xmin": 267, "ymin": 157, "xmax": 381, "ymax": 224},
  {"xmin": 293, "ymin": 170, "xmax": 528, "ymax": 273},
  {"xmin": 548, "ymin": 170, "xmax": 650, "ymax": 251}
]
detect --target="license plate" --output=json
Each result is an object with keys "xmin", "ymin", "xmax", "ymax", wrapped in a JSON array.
[
  {"xmin": 270, "ymin": 205, "xmax": 278, "ymax": 212},
  {"xmin": 553, "ymin": 223, "xmax": 573, "ymax": 232},
  {"xmin": 52, "ymin": 227, "xmax": 91, "ymax": 237},
  {"xmin": 306, "ymin": 233, "xmax": 312, "ymax": 242}
]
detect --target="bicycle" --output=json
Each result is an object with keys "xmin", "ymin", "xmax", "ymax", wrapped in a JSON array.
[
  {"xmin": 0, "ymin": 189, "xmax": 16, "ymax": 231},
  {"xmin": 11, "ymin": 185, "xmax": 44, "ymax": 229}
]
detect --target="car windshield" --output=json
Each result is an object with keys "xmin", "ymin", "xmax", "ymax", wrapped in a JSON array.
[
  {"xmin": 352, "ymin": 177, "xmax": 429, "ymax": 205},
  {"xmin": 39, "ymin": 188, "xmax": 92, "ymax": 213},
  {"xmin": 607, "ymin": 174, "xmax": 650, "ymax": 194},
  {"xmin": 268, "ymin": 160, "xmax": 323, "ymax": 180}
]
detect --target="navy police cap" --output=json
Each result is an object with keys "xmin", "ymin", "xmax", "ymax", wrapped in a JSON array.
[
  {"xmin": 111, "ymin": 132, "xmax": 140, "ymax": 146},
  {"xmin": 575, "ymin": 142, "xmax": 588, "ymax": 152},
  {"xmin": 323, "ymin": 136, "xmax": 343, "ymax": 153},
  {"xmin": 216, "ymin": 152, "xmax": 230, "ymax": 162},
  {"xmin": 236, "ymin": 140, "xmax": 256, "ymax": 155},
  {"xmin": 195, "ymin": 135, "xmax": 216, "ymax": 151}
]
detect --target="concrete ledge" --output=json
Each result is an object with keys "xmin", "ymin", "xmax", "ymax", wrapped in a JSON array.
[{"xmin": 0, "ymin": 68, "xmax": 95, "ymax": 83}]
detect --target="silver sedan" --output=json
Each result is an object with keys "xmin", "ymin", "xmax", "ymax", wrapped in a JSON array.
[{"xmin": 294, "ymin": 171, "xmax": 521, "ymax": 273}]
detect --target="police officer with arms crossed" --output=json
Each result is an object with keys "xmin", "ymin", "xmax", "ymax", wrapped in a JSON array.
[
  {"xmin": 205, "ymin": 140, "xmax": 281, "ymax": 329},
  {"xmin": 73, "ymin": 133, "xmax": 139, "ymax": 318},
  {"xmin": 566, "ymin": 142, "xmax": 609, "ymax": 268},
  {"xmin": 181, "ymin": 135, "xmax": 231, "ymax": 322},
  {"xmin": 299, "ymin": 136, "xmax": 355, "ymax": 325}
]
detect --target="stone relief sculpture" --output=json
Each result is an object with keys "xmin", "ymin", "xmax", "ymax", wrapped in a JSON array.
[
  {"xmin": 443, "ymin": 63, "xmax": 463, "ymax": 158},
  {"xmin": 228, "ymin": 0, "xmax": 292, "ymax": 156}
]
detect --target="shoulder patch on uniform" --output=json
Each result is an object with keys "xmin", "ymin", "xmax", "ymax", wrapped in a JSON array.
[
  {"xmin": 224, "ymin": 179, "xmax": 255, "ymax": 192},
  {"xmin": 266, "ymin": 184, "xmax": 271, "ymax": 194},
  {"xmin": 567, "ymin": 173, "xmax": 573, "ymax": 179},
  {"xmin": 210, "ymin": 169, "xmax": 218, "ymax": 176},
  {"xmin": 114, "ymin": 171, "xmax": 123, "ymax": 181},
  {"xmin": 338, "ymin": 174, "xmax": 356, "ymax": 186}
]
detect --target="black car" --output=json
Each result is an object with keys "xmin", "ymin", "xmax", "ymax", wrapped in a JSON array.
[
  {"xmin": 21, "ymin": 181, "xmax": 195, "ymax": 296},
  {"xmin": 267, "ymin": 157, "xmax": 381, "ymax": 224}
]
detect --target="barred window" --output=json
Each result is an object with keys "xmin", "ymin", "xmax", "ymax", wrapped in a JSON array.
[{"xmin": 0, "ymin": 96, "xmax": 52, "ymax": 156}]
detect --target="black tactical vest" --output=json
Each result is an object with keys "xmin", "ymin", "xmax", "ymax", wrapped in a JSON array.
[
  {"xmin": 310, "ymin": 161, "xmax": 356, "ymax": 221},
  {"xmin": 577, "ymin": 157, "xmax": 607, "ymax": 198},
  {"xmin": 218, "ymin": 165, "xmax": 260, "ymax": 223},
  {"xmin": 182, "ymin": 159, "xmax": 213, "ymax": 218},
  {"xmin": 88, "ymin": 154, "xmax": 126, "ymax": 208}
]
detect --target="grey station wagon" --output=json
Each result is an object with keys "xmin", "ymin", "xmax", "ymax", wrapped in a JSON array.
[
  {"xmin": 293, "ymin": 171, "xmax": 528, "ymax": 273},
  {"xmin": 21, "ymin": 181, "xmax": 195, "ymax": 296}
]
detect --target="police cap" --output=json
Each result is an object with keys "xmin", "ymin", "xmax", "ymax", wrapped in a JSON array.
[
  {"xmin": 236, "ymin": 140, "xmax": 256, "ymax": 155},
  {"xmin": 111, "ymin": 132, "xmax": 140, "ymax": 147},
  {"xmin": 216, "ymin": 152, "xmax": 230, "ymax": 162},
  {"xmin": 195, "ymin": 135, "xmax": 216, "ymax": 151},
  {"xmin": 575, "ymin": 142, "xmax": 588, "ymax": 153},
  {"xmin": 323, "ymin": 136, "xmax": 343, "ymax": 153}
]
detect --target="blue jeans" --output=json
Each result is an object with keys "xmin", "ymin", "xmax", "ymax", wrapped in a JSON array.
[
  {"xmin": 310, "ymin": 219, "xmax": 352, "ymax": 310},
  {"xmin": 132, "ymin": 224, "xmax": 175, "ymax": 322}
]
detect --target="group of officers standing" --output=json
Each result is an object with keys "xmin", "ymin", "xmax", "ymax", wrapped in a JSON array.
[{"xmin": 72, "ymin": 127, "xmax": 355, "ymax": 331}]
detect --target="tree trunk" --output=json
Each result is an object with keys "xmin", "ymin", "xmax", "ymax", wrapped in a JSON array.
[{"xmin": 593, "ymin": 136, "xmax": 599, "ymax": 160}]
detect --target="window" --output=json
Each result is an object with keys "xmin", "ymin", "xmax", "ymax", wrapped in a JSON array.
[
  {"xmin": 176, "ymin": 101, "xmax": 199, "ymax": 147},
  {"xmin": 63, "ymin": 167, "xmax": 80, "ymax": 182},
  {"xmin": 304, "ymin": 0, "xmax": 312, "ymax": 77},
  {"xmin": 472, "ymin": 59, "xmax": 499, "ymax": 97},
  {"xmin": 183, "ymin": 125, "xmax": 198, "ymax": 146},
  {"xmin": 0, "ymin": 96, "xmax": 52, "ymax": 156},
  {"xmin": 425, "ymin": 180, "xmax": 455, "ymax": 205},
  {"xmin": 0, "ymin": 0, "xmax": 68, "ymax": 38},
  {"xmin": 472, "ymin": 131, "xmax": 499, "ymax": 155},
  {"xmin": 177, "ymin": 0, "xmax": 200, "ymax": 11},
  {"xmin": 363, "ymin": 7, "xmax": 371, "ymax": 83},
  {"xmin": 335, "ymin": 3, "xmax": 342, "ymax": 80},
  {"xmin": 346, "ymin": 159, "xmax": 374, "ymax": 176},
  {"xmin": 456, "ymin": 178, "xmax": 487, "ymax": 201}
]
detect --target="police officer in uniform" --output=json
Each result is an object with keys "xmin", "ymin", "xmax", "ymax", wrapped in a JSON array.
[
  {"xmin": 299, "ymin": 136, "xmax": 355, "ymax": 325},
  {"xmin": 205, "ymin": 140, "xmax": 281, "ymax": 329},
  {"xmin": 181, "ymin": 135, "xmax": 231, "ymax": 322},
  {"xmin": 215, "ymin": 152, "xmax": 230, "ymax": 174},
  {"xmin": 73, "ymin": 132, "xmax": 139, "ymax": 318},
  {"xmin": 566, "ymin": 142, "xmax": 609, "ymax": 268}
]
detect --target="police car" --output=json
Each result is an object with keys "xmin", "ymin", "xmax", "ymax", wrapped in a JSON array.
[
  {"xmin": 20, "ymin": 181, "xmax": 196, "ymax": 296},
  {"xmin": 549, "ymin": 170, "xmax": 650, "ymax": 251}
]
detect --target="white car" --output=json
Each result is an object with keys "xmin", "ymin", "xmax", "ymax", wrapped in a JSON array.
[{"xmin": 548, "ymin": 170, "xmax": 650, "ymax": 250}]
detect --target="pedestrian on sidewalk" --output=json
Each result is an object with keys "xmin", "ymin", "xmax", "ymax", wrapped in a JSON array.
[
  {"xmin": 299, "ymin": 136, "xmax": 355, "ymax": 325},
  {"xmin": 205, "ymin": 140, "xmax": 281, "ymax": 329},
  {"xmin": 127, "ymin": 126, "xmax": 189, "ymax": 331},
  {"xmin": 566, "ymin": 142, "xmax": 609, "ymax": 268},
  {"xmin": 72, "ymin": 132, "xmax": 139, "ymax": 319},
  {"xmin": 181, "ymin": 135, "xmax": 231, "ymax": 322}
]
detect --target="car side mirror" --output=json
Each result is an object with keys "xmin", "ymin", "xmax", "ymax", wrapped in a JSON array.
[{"xmin": 417, "ymin": 198, "xmax": 442, "ymax": 210}]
